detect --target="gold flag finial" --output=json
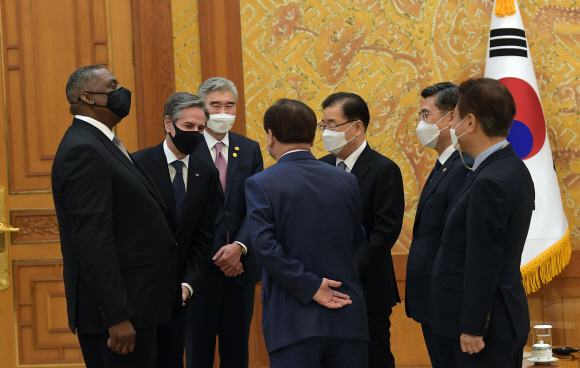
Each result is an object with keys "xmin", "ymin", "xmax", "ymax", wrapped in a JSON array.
[{"xmin": 495, "ymin": 0, "xmax": 516, "ymax": 17}]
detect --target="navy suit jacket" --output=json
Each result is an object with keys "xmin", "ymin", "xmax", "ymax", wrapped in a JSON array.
[
  {"xmin": 246, "ymin": 151, "xmax": 369, "ymax": 353},
  {"xmin": 320, "ymin": 144, "xmax": 404, "ymax": 311},
  {"xmin": 132, "ymin": 142, "xmax": 219, "ymax": 292},
  {"xmin": 195, "ymin": 132, "xmax": 264, "ymax": 288},
  {"xmin": 430, "ymin": 145, "xmax": 534, "ymax": 343},
  {"xmin": 405, "ymin": 150, "xmax": 472, "ymax": 323},
  {"xmin": 52, "ymin": 118, "xmax": 177, "ymax": 334}
]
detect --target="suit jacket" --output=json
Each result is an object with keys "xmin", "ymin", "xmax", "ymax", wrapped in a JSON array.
[
  {"xmin": 246, "ymin": 151, "xmax": 368, "ymax": 353},
  {"xmin": 195, "ymin": 132, "xmax": 264, "ymax": 289},
  {"xmin": 405, "ymin": 150, "xmax": 472, "ymax": 324},
  {"xmin": 132, "ymin": 142, "xmax": 219, "ymax": 292},
  {"xmin": 430, "ymin": 145, "xmax": 534, "ymax": 343},
  {"xmin": 52, "ymin": 118, "xmax": 177, "ymax": 334},
  {"xmin": 320, "ymin": 144, "xmax": 405, "ymax": 310}
]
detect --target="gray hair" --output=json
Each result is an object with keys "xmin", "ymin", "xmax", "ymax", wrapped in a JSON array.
[
  {"xmin": 197, "ymin": 77, "xmax": 238, "ymax": 103},
  {"xmin": 420, "ymin": 82, "xmax": 458, "ymax": 111},
  {"xmin": 163, "ymin": 92, "xmax": 210, "ymax": 129},
  {"xmin": 66, "ymin": 65, "xmax": 107, "ymax": 104}
]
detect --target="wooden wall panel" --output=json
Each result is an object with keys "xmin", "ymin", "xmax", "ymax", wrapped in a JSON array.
[
  {"xmin": 1, "ymin": 0, "xmax": 110, "ymax": 192},
  {"xmin": 10, "ymin": 210, "xmax": 59, "ymax": 243},
  {"xmin": 14, "ymin": 261, "xmax": 82, "ymax": 365},
  {"xmin": 131, "ymin": 0, "xmax": 176, "ymax": 150},
  {"xmin": 198, "ymin": 0, "xmax": 246, "ymax": 136}
]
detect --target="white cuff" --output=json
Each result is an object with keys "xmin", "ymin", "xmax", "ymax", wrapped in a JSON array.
[
  {"xmin": 234, "ymin": 241, "xmax": 248, "ymax": 255},
  {"xmin": 181, "ymin": 283, "xmax": 193, "ymax": 298}
]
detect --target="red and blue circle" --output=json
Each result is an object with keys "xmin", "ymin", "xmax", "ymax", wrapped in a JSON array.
[{"xmin": 500, "ymin": 77, "xmax": 546, "ymax": 160}]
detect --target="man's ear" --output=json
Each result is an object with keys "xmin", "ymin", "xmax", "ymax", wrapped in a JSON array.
[
  {"xmin": 465, "ymin": 114, "xmax": 477, "ymax": 133},
  {"xmin": 163, "ymin": 116, "xmax": 173, "ymax": 135},
  {"xmin": 78, "ymin": 92, "xmax": 93, "ymax": 105}
]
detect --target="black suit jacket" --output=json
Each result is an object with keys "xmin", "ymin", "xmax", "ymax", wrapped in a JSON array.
[
  {"xmin": 132, "ymin": 142, "xmax": 219, "ymax": 292},
  {"xmin": 320, "ymin": 143, "xmax": 405, "ymax": 310},
  {"xmin": 52, "ymin": 118, "xmax": 177, "ymax": 334},
  {"xmin": 194, "ymin": 132, "xmax": 264, "ymax": 289},
  {"xmin": 430, "ymin": 145, "xmax": 534, "ymax": 343},
  {"xmin": 405, "ymin": 150, "xmax": 472, "ymax": 324}
]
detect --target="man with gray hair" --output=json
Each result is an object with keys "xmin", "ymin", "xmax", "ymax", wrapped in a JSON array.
[
  {"xmin": 132, "ymin": 92, "xmax": 219, "ymax": 368},
  {"xmin": 187, "ymin": 77, "xmax": 263, "ymax": 368},
  {"xmin": 53, "ymin": 65, "xmax": 177, "ymax": 367}
]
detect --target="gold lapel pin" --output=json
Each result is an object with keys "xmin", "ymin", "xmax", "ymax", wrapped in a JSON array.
[
  {"xmin": 233, "ymin": 153, "xmax": 238, "ymax": 157},
  {"xmin": 195, "ymin": 173, "xmax": 199, "ymax": 176},
  {"xmin": 443, "ymin": 168, "xmax": 447, "ymax": 173},
  {"xmin": 234, "ymin": 146, "xmax": 240, "ymax": 151}
]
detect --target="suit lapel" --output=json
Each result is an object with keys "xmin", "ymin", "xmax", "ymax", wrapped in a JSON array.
[
  {"xmin": 224, "ymin": 133, "xmax": 238, "ymax": 204},
  {"xmin": 415, "ymin": 151, "xmax": 458, "ymax": 220},
  {"xmin": 196, "ymin": 139, "xmax": 224, "ymax": 199},
  {"xmin": 350, "ymin": 144, "xmax": 373, "ymax": 183},
  {"xmin": 150, "ymin": 144, "xmax": 178, "ymax": 227}
]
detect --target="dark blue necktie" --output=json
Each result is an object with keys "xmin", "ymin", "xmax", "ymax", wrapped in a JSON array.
[
  {"xmin": 171, "ymin": 161, "xmax": 186, "ymax": 221},
  {"xmin": 429, "ymin": 160, "xmax": 443, "ymax": 183}
]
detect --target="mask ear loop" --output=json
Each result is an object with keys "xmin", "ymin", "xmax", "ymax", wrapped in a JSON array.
[
  {"xmin": 459, "ymin": 150, "xmax": 474, "ymax": 171},
  {"xmin": 435, "ymin": 111, "xmax": 451, "ymax": 132}
]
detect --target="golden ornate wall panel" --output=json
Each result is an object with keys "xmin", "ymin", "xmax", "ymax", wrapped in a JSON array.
[
  {"xmin": 240, "ymin": 0, "xmax": 580, "ymax": 253},
  {"xmin": 172, "ymin": 0, "xmax": 202, "ymax": 93},
  {"xmin": 14, "ymin": 261, "xmax": 83, "ymax": 365},
  {"xmin": 1, "ymin": 0, "xmax": 109, "ymax": 192},
  {"xmin": 10, "ymin": 210, "xmax": 59, "ymax": 244}
]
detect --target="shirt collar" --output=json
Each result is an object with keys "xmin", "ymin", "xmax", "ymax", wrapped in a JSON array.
[
  {"xmin": 75, "ymin": 115, "xmax": 115, "ymax": 141},
  {"xmin": 336, "ymin": 140, "xmax": 367, "ymax": 171},
  {"xmin": 280, "ymin": 149, "xmax": 310, "ymax": 159},
  {"xmin": 473, "ymin": 139, "xmax": 508, "ymax": 170},
  {"xmin": 203, "ymin": 131, "xmax": 229, "ymax": 150},
  {"xmin": 163, "ymin": 140, "xmax": 190, "ymax": 168},
  {"xmin": 438, "ymin": 145, "xmax": 455, "ymax": 165}
]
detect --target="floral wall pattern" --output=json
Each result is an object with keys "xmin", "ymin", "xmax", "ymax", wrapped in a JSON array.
[{"xmin": 240, "ymin": 0, "xmax": 580, "ymax": 253}]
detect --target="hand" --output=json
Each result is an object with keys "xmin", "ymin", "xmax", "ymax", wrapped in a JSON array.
[
  {"xmin": 312, "ymin": 278, "xmax": 352, "ymax": 309},
  {"xmin": 213, "ymin": 243, "xmax": 243, "ymax": 270},
  {"xmin": 181, "ymin": 285, "xmax": 191, "ymax": 306},
  {"xmin": 460, "ymin": 333, "xmax": 485, "ymax": 354},
  {"xmin": 107, "ymin": 319, "xmax": 136, "ymax": 354},
  {"xmin": 222, "ymin": 261, "xmax": 244, "ymax": 277}
]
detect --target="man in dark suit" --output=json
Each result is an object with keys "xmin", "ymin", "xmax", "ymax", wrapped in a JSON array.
[
  {"xmin": 246, "ymin": 98, "xmax": 369, "ymax": 368},
  {"xmin": 52, "ymin": 65, "xmax": 177, "ymax": 367},
  {"xmin": 186, "ymin": 77, "xmax": 263, "ymax": 368},
  {"xmin": 319, "ymin": 92, "xmax": 404, "ymax": 368},
  {"xmin": 430, "ymin": 78, "xmax": 535, "ymax": 367},
  {"xmin": 405, "ymin": 82, "xmax": 472, "ymax": 368},
  {"xmin": 132, "ymin": 92, "xmax": 219, "ymax": 367}
]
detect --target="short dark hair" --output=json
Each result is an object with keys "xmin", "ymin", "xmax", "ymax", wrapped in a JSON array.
[
  {"xmin": 421, "ymin": 82, "xmax": 458, "ymax": 111},
  {"xmin": 457, "ymin": 78, "xmax": 515, "ymax": 138},
  {"xmin": 263, "ymin": 99, "xmax": 317, "ymax": 144},
  {"xmin": 66, "ymin": 65, "xmax": 107, "ymax": 104},
  {"xmin": 321, "ymin": 92, "xmax": 370, "ymax": 130}
]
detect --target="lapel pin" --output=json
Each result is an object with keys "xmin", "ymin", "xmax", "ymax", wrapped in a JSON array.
[
  {"xmin": 233, "ymin": 153, "xmax": 238, "ymax": 157},
  {"xmin": 195, "ymin": 173, "xmax": 199, "ymax": 176},
  {"xmin": 235, "ymin": 146, "xmax": 240, "ymax": 151},
  {"xmin": 443, "ymin": 168, "xmax": 447, "ymax": 172}
]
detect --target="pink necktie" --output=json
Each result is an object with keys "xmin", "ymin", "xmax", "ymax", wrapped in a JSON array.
[{"xmin": 215, "ymin": 142, "xmax": 227, "ymax": 192}]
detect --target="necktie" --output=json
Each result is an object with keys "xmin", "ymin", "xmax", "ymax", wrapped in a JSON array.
[
  {"xmin": 171, "ymin": 161, "xmax": 186, "ymax": 221},
  {"xmin": 337, "ymin": 161, "xmax": 347, "ymax": 171},
  {"xmin": 428, "ymin": 160, "xmax": 443, "ymax": 183},
  {"xmin": 112, "ymin": 135, "xmax": 132, "ymax": 162},
  {"xmin": 215, "ymin": 142, "xmax": 227, "ymax": 192}
]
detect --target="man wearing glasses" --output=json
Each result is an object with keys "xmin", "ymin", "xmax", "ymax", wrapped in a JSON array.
[
  {"xmin": 319, "ymin": 92, "xmax": 404, "ymax": 368},
  {"xmin": 406, "ymin": 82, "xmax": 472, "ymax": 368}
]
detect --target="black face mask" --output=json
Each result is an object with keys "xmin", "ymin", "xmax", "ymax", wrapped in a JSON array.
[
  {"xmin": 170, "ymin": 122, "xmax": 204, "ymax": 155},
  {"xmin": 83, "ymin": 87, "xmax": 132, "ymax": 119}
]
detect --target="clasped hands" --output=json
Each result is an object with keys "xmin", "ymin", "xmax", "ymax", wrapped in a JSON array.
[
  {"xmin": 460, "ymin": 333, "xmax": 485, "ymax": 354},
  {"xmin": 213, "ymin": 243, "xmax": 244, "ymax": 277}
]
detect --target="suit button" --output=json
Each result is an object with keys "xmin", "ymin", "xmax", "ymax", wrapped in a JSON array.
[
  {"xmin": 225, "ymin": 211, "xmax": 230, "ymax": 216},
  {"xmin": 176, "ymin": 242, "xmax": 178, "ymax": 248},
  {"xmin": 412, "ymin": 237, "xmax": 417, "ymax": 240}
]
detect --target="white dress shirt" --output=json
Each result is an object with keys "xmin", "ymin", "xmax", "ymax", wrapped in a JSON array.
[
  {"xmin": 280, "ymin": 149, "xmax": 310, "ymax": 158},
  {"xmin": 438, "ymin": 145, "xmax": 455, "ymax": 165},
  {"xmin": 162, "ymin": 140, "xmax": 194, "ymax": 297},
  {"xmin": 202, "ymin": 131, "xmax": 247, "ymax": 255},
  {"xmin": 75, "ymin": 115, "xmax": 114, "ymax": 140},
  {"xmin": 336, "ymin": 140, "xmax": 367, "ymax": 172}
]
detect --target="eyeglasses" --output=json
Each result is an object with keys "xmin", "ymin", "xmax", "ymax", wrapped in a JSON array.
[
  {"xmin": 420, "ymin": 110, "xmax": 449, "ymax": 121},
  {"xmin": 317, "ymin": 119, "xmax": 358, "ymax": 133}
]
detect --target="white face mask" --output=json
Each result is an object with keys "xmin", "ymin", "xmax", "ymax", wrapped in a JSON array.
[
  {"xmin": 322, "ymin": 122, "xmax": 356, "ymax": 155},
  {"xmin": 207, "ymin": 113, "xmax": 236, "ymax": 134},
  {"xmin": 450, "ymin": 115, "xmax": 468, "ymax": 152},
  {"xmin": 415, "ymin": 112, "xmax": 450, "ymax": 149}
]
